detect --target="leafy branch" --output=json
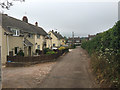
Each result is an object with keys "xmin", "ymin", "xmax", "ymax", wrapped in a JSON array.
[{"xmin": 0, "ymin": 0, "xmax": 25, "ymax": 10}]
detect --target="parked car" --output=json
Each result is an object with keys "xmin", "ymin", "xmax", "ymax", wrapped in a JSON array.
[{"xmin": 52, "ymin": 47, "xmax": 58, "ymax": 50}]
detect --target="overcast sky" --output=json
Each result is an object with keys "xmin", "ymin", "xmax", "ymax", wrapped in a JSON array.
[{"xmin": 2, "ymin": 0, "xmax": 119, "ymax": 37}]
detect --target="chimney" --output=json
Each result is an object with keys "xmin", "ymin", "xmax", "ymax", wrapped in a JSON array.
[
  {"xmin": 35, "ymin": 22, "xmax": 38, "ymax": 27},
  {"xmin": 88, "ymin": 34, "xmax": 90, "ymax": 37},
  {"xmin": 4, "ymin": 14, "xmax": 8, "ymax": 16},
  {"xmin": 22, "ymin": 16, "xmax": 28, "ymax": 23},
  {"xmin": 55, "ymin": 31, "xmax": 57, "ymax": 33}
]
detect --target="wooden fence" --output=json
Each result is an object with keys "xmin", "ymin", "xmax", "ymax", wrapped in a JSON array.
[{"xmin": 7, "ymin": 49, "xmax": 68, "ymax": 63}]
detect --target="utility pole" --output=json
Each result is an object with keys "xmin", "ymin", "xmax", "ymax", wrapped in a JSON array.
[{"xmin": 72, "ymin": 32, "xmax": 74, "ymax": 45}]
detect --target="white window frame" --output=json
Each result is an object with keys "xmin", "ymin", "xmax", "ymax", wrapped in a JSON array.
[
  {"xmin": 76, "ymin": 40, "xmax": 80, "ymax": 42},
  {"xmin": 11, "ymin": 28, "xmax": 20, "ymax": 36}
]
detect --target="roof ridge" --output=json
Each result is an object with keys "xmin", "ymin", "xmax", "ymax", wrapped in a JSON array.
[{"xmin": 2, "ymin": 14, "xmax": 47, "ymax": 35}]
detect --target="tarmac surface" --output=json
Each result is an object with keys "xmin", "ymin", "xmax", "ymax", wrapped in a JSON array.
[{"xmin": 39, "ymin": 47, "xmax": 99, "ymax": 88}]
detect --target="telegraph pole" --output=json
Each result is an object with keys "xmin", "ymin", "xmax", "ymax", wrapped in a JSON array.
[{"xmin": 72, "ymin": 32, "xmax": 74, "ymax": 45}]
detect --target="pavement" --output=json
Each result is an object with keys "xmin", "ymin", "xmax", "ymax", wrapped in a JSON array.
[{"xmin": 39, "ymin": 46, "xmax": 99, "ymax": 88}]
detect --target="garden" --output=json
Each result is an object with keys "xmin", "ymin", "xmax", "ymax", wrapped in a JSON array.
[{"xmin": 7, "ymin": 46, "xmax": 69, "ymax": 67}]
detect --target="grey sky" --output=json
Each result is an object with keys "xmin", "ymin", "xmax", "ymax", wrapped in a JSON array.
[{"xmin": 3, "ymin": 0, "xmax": 119, "ymax": 37}]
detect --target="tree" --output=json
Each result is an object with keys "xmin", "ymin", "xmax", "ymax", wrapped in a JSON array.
[{"xmin": 0, "ymin": 0, "xmax": 25, "ymax": 10}]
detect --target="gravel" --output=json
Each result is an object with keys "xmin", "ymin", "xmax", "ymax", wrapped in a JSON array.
[{"xmin": 2, "ymin": 62, "xmax": 56, "ymax": 88}]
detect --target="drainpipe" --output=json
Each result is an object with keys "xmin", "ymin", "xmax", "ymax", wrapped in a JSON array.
[
  {"xmin": 23, "ymin": 37, "xmax": 24, "ymax": 53},
  {"xmin": 51, "ymin": 38, "xmax": 52, "ymax": 48},
  {"xmin": 7, "ymin": 35, "xmax": 9, "ymax": 56}
]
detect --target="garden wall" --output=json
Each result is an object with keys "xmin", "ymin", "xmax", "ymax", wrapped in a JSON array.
[{"xmin": 6, "ymin": 49, "xmax": 68, "ymax": 67}]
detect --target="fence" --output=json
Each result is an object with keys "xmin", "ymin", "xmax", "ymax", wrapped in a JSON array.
[{"xmin": 7, "ymin": 49, "xmax": 68, "ymax": 63}]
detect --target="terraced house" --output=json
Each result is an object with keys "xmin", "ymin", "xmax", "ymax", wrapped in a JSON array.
[
  {"xmin": 0, "ymin": 14, "xmax": 51, "ymax": 64},
  {"xmin": 48, "ymin": 30, "xmax": 65, "ymax": 47}
]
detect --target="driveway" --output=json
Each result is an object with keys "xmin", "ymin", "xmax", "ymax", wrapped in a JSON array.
[{"xmin": 2, "ymin": 62, "xmax": 56, "ymax": 88}]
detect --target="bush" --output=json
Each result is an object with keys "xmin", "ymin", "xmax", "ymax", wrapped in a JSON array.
[
  {"xmin": 70, "ymin": 44, "xmax": 76, "ymax": 49},
  {"xmin": 35, "ymin": 49, "xmax": 42, "ymax": 55},
  {"xmin": 58, "ymin": 47, "xmax": 66, "ymax": 50},
  {"xmin": 43, "ymin": 48, "xmax": 51, "ymax": 54},
  {"xmin": 17, "ymin": 50, "xmax": 24, "ymax": 56},
  {"xmin": 46, "ymin": 51, "xmax": 57, "ymax": 54},
  {"xmin": 81, "ymin": 20, "xmax": 120, "ymax": 88}
]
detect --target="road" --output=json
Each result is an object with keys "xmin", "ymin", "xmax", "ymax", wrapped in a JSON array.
[
  {"xmin": 39, "ymin": 47, "xmax": 99, "ymax": 88},
  {"xmin": 2, "ymin": 47, "xmax": 99, "ymax": 88}
]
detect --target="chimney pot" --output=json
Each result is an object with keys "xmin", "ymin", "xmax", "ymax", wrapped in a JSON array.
[
  {"xmin": 22, "ymin": 16, "xmax": 28, "ymax": 23},
  {"xmin": 55, "ymin": 31, "xmax": 57, "ymax": 33},
  {"xmin": 4, "ymin": 14, "xmax": 8, "ymax": 16},
  {"xmin": 35, "ymin": 22, "xmax": 38, "ymax": 27}
]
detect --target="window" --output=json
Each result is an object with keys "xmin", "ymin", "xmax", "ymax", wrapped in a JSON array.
[
  {"xmin": 76, "ymin": 40, "xmax": 80, "ymax": 42},
  {"xmin": 28, "ymin": 34, "xmax": 33, "ymax": 38},
  {"xmin": 53, "ymin": 44, "xmax": 55, "ymax": 47},
  {"xmin": 68, "ymin": 40, "xmax": 72, "ymax": 42},
  {"xmin": 37, "ymin": 34, "xmax": 40, "ymax": 39},
  {"xmin": 37, "ymin": 45, "xmax": 40, "ymax": 49},
  {"xmin": 11, "ymin": 28, "xmax": 20, "ymax": 36}
]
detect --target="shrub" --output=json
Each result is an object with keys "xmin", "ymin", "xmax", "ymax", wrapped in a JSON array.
[
  {"xmin": 81, "ymin": 20, "xmax": 120, "ymax": 88},
  {"xmin": 70, "ymin": 44, "xmax": 76, "ymax": 49},
  {"xmin": 43, "ymin": 48, "xmax": 51, "ymax": 54},
  {"xmin": 35, "ymin": 49, "xmax": 42, "ymax": 55},
  {"xmin": 46, "ymin": 51, "xmax": 57, "ymax": 54},
  {"xmin": 17, "ymin": 50, "xmax": 24, "ymax": 56},
  {"xmin": 58, "ymin": 47, "xmax": 66, "ymax": 50}
]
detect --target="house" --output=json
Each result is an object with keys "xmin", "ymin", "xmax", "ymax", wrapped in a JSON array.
[
  {"xmin": 0, "ymin": 14, "xmax": 50, "ymax": 64},
  {"xmin": 80, "ymin": 37, "xmax": 89, "ymax": 43},
  {"xmin": 66, "ymin": 37, "xmax": 81, "ymax": 45},
  {"xmin": 48, "ymin": 30, "xmax": 65, "ymax": 47},
  {"xmin": 88, "ymin": 34, "xmax": 96, "ymax": 40},
  {"xmin": 45, "ymin": 35, "xmax": 52, "ymax": 49}
]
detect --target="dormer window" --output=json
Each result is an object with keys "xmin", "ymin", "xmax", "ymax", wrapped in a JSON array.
[{"xmin": 11, "ymin": 28, "xmax": 20, "ymax": 36}]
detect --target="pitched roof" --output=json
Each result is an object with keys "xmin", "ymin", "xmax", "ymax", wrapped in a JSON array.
[
  {"xmin": 1, "ymin": 14, "xmax": 47, "ymax": 36},
  {"xmin": 24, "ymin": 39, "xmax": 33, "ymax": 46},
  {"xmin": 68, "ymin": 37, "xmax": 80, "ymax": 40},
  {"xmin": 51, "ymin": 31, "xmax": 63, "ymax": 39}
]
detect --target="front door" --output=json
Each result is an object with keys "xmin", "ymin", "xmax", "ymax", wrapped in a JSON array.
[
  {"xmin": 24, "ymin": 47, "xmax": 27, "ymax": 56},
  {"xmin": 28, "ymin": 46, "xmax": 31, "ymax": 56}
]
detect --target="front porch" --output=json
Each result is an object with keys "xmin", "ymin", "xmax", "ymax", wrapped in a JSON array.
[{"xmin": 24, "ymin": 39, "xmax": 33, "ymax": 56}]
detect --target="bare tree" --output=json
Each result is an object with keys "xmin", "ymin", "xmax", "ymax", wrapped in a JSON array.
[{"xmin": 0, "ymin": 0, "xmax": 25, "ymax": 10}]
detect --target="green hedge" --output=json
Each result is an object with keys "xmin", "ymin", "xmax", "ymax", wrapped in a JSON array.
[{"xmin": 81, "ymin": 20, "xmax": 120, "ymax": 88}]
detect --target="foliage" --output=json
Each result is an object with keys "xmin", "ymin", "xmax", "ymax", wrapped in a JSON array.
[
  {"xmin": 17, "ymin": 50, "xmax": 24, "ymax": 56},
  {"xmin": 43, "ymin": 48, "xmax": 51, "ymax": 54},
  {"xmin": 0, "ymin": 0, "xmax": 25, "ymax": 10},
  {"xmin": 58, "ymin": 47, "xmax": 66, "ymax": 50},
  {"xmin": 70, "ymin": 44, "xmax": 76, "ymax": 49},
  {"xmin": 35, "ymin": 49, "xmax": 42, "ymax": 55},
  {"xmin": 81, "ymin": 20, "xmax": 120, "ymax": 88},
  {"xmin": 46, "ymin": 51, "xmax": 57, "ymax": 55}
]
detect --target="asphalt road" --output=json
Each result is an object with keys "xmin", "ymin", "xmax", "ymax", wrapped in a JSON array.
[{"xmin": 39, "ymin": 46, "xmax": 99, "ymax": 88}]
